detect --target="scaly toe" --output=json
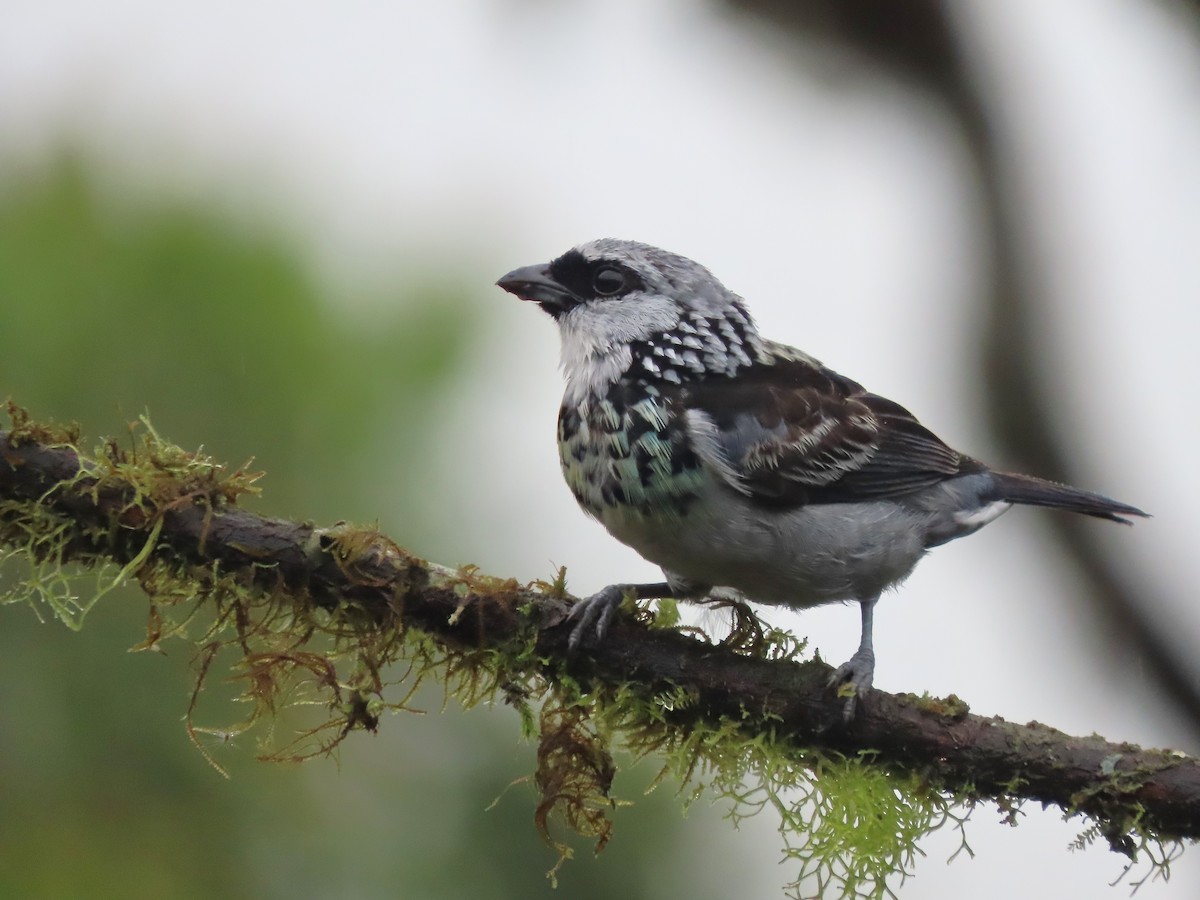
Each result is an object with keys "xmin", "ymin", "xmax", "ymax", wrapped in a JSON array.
[
  {"xmin": 566, "ymin": 585, "xmax": 625, "ymax": 651},
  {"xmin": 828, "ymin": 648, "xmax": 875, "ymax": 722}
]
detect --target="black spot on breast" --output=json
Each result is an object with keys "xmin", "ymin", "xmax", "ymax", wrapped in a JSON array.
[
  {"xmin": 670, "ymin": 442, "xmax": 698, "ymax": 476},
  {"xmin": 625, "ymin": 412, "xmax": 655, "ymax": 446},
  {"xmin": 601, "ymin": 483, "xmax": 628, "ymax": 506}
]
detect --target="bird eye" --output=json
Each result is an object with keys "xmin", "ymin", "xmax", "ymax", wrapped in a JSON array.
[{"xmin": 591, "ymin": 266, "xmax": 626, "ymax": 296}]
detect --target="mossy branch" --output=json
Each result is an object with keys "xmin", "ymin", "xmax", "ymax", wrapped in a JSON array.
[{"xmin": 1, "ymin": 409, "xmax": 1196, "ymax": 896}]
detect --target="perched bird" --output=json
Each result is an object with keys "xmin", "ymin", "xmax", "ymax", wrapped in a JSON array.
[{"xmin": 497, "ymin": 239, "xmax": 1146, "ymax": 718}]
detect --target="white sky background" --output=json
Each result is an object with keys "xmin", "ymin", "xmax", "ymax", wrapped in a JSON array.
[{"xmin": 3, "ymin": 0, "xmax": 1200, "ymax": 897}]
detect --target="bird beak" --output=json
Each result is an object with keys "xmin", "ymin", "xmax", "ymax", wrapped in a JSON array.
[{"xmin": 496, "ymin": 264, "xmax": 577, "ymax": 316}]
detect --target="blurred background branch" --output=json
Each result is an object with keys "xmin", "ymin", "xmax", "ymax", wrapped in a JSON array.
[{"xmin": 723, "ymin": 0, "xmax": 1200, "ymax": 739}]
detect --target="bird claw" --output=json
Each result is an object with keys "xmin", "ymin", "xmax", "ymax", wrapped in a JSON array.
[
  {"xmin": 566, "ymin": 584, "xmax": 626, "ymax": 651},
  {"xmin": 828, "ymin": 648, "xmax": 875, "ymax": 722}
]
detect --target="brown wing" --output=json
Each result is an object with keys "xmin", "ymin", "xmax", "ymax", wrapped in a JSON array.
[{"xmin": 683, "ymin": 353, "xmax": 982, "ymax": 507}]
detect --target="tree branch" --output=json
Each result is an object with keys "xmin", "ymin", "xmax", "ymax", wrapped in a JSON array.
[{"xmin": 2, "ymin": 421, "xmax": 1199, "ymax": 854}]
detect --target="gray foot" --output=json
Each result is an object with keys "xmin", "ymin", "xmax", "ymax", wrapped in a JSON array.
[
  {"xmin": 828, "ymin": 647, "xmax": 875, "ymax": 722},
  {"xmin": 566, "ymin": 584, "xmax": 627, "ymax": 651}
]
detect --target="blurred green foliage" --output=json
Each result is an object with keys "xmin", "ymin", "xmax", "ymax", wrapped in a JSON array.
[
  {"xmin": 0, "ymin": 157, "xmax": 718, "ymax": 899},
  {"xmin": 0, "ymin": 154, "xmax": 471, "ymax": 897},
  {"xmin": 0, "ymin": 156, "xmax": 467, "ymax": 522}
]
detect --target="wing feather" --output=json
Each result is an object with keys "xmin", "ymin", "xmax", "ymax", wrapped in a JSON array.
[{"xmin": 682, "ymin": 352, "xmax": 981, "ymax": 506}]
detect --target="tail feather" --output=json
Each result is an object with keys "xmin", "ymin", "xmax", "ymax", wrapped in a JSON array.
[{"xmin": 990, "ymin": 472, "xmax": 1149, "ymax": 525}]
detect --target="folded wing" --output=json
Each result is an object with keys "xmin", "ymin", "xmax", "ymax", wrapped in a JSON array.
[{"xmin": 682, "ymin": 349, "xmax": 983, "ymax": 507}]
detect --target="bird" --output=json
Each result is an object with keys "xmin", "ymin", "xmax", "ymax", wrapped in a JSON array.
[{"xmin": 497, "ymin": 238, "xmax": 1147, "ymax": 719}]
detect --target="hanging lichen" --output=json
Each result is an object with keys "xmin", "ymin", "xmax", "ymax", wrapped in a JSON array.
[{"xmin": 0, "ymin": 403, "xmax": 1187, "ymax": 898}]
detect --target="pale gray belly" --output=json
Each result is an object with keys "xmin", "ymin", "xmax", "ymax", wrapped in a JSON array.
[{"xmin": 600, "ymin": 489, "xmax": 934, "ymax": 609}]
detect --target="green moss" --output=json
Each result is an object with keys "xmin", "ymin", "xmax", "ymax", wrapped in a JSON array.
[
  {"xmin": 4, "ymin": 399, "xmax": 82, "ymax": 447},
  {"xmin": 570, "ymin": 681, "xmax": 959, "ymax": 898},
  {"xmin": 0, "ymin": 497, "xmax": 104, "ymax": 629},
  {"xmin": 910, "ymin": 691, "xmax": 970, "ymax": 720},
  {"xmin": 0, "ymin": 406, "xmax": 1188, "ymax": 897}
]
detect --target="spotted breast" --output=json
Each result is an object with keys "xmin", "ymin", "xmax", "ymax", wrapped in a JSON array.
[{"xmin": 557, "ymin": 382, "xmax": 705, "ymax": 524}]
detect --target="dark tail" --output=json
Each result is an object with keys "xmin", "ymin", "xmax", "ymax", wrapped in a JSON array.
[{"xmin": 990, "ymin": 472, "xmax": 1149, "ymax": 525}]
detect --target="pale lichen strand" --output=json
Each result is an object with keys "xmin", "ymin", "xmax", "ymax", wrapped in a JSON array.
[
  {"xmin": 0, "ymin": 405, "xmax": 1188, "ymax": 898},
  {"xmin": 0, "ymin": 497, "xmax": 106, "ymax": 629},
  {"xmin": 565, "ymin": 666, "xmax": 961, "ymax": 899}
]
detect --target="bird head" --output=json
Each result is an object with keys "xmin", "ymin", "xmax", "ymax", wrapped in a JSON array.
[{"xmin": 498, "ymin": 239, "xmax": 761, "ymax": 402}]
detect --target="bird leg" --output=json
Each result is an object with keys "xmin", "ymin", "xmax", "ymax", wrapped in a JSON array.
[
  {"xmin": 566, "ymin": 582, "xmax": 673, "ymax": 650},
  {"xmin": 828, "ymin": 596, "xmax": 878, "ymax": 721}
]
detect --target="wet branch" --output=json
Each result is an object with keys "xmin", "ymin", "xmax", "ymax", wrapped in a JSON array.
[{"xmin": 2, "ymin": 427, "xmax": 1199, "ymax": 845}]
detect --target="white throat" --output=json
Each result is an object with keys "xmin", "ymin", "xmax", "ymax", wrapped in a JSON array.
[
  {"xmin": 558, "ymin": 330, "xmax": 632, "ymax": 406},
  {"xmin": 555, "ymin": 294, "xmax": 680, "ymax": 404}
]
